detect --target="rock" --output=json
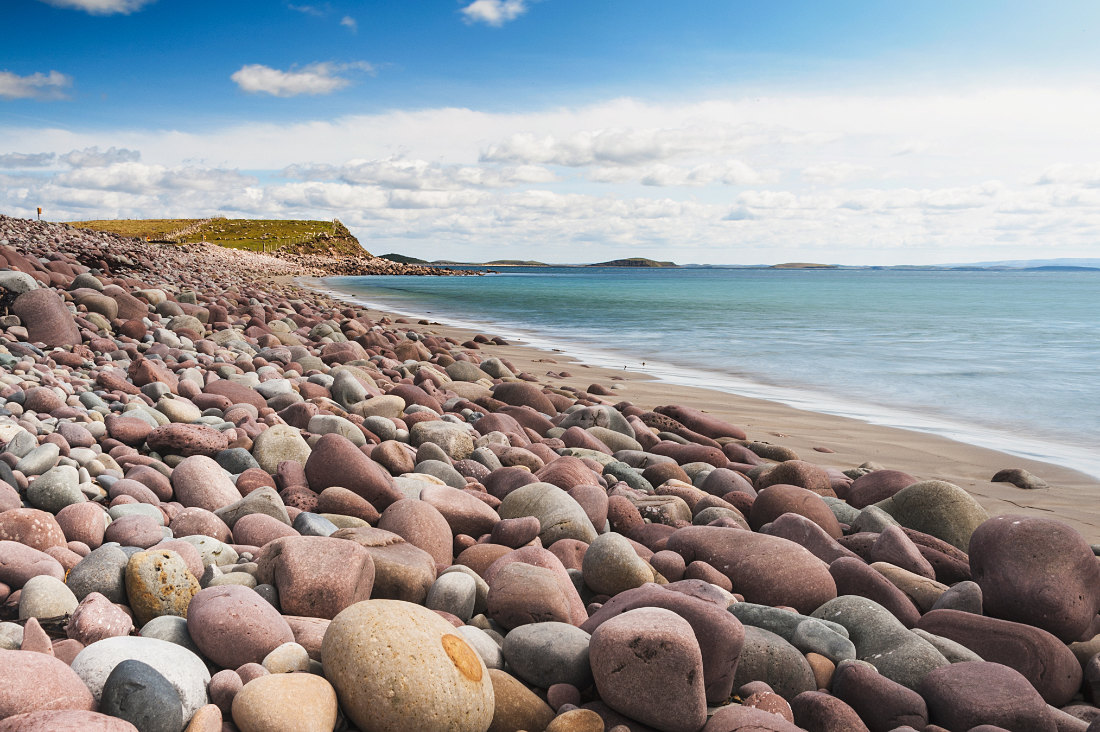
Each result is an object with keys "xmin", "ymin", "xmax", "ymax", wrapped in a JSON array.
[
  {"xmin": 828, "ymin": 557, "xmax": 922, "ymax": 629},
  {"xmin": 11, "ymin": 289, "xmax": 80, "ymax": 347},
  {"xmin": 731, "ymin": 626, "xmax": 817, "ymax": 702},
  {"xmin": 812, "ymin": 595, "xmax": 949, "ymax": 690},
  {"xmin": 846, "ymin": 470, "xmax": 916, "ymax": 509},
  {"xmin": 873, "ymin": 480, "xmax": 988, "ymax": 551},
  {"xmin": 378, "ymin": 498, "xmax": 452, "ymax": 570},
  {"xmin": 0, "ymin": 710, "xmax": 140, "ymax": 731},
  {"xmin": 231, "ymin": 672, "xmax": 338, "ymax": 732},
  {"xmin": 171, "ymin": 455, "xmax": 242, "ymax": 511},
  {"xmin": 253, "ymin": 535, "xmax": 375, "ymax": 619},
  {"xmin": 0, "ymin": 540, "xmax": 65, "ymax": 590},
  {"xmin": 0, "ymin": 648, "xmax": 95, "ymax": 719},
  {"xmin": 502, "ymin": 622, "xmax": 593, "ymax": 690},
  {"xmin": 969, "ymin": 515, "xmax": 1100, "ymax": 642},
  {"xmin": 991, "ymin": 467, "xmax": 1049, "ymax": 490},
  {"xmin": 214, "ymin": 486, "xmax": 290, "ymax": 530},
  {"xmin": 261, "ymin": 641, "xmax": 310, "ymax": 674},
  {"xmin": 19, "ymin": 574, "xmax": 78, "ymax": 620},
  {"xmin": 581, "ymin": 583, "xmax": 745, "ymax": 703},
  {"xmin": 99, "ymin": 660, "xmax": 183, "ymax": 732},
  {"xmin": 0, "ymin": 508, "xmax": 67, "ymax": 551},
  {"xmin": 702, "ymin": 705, "xmax": 802, "ymax": 731},
  {"xmin": 66, "ymin": 592, "xmax": 134, "ymax": 645},
  {"xmin": 830, "ymin": 659, "xmax": 928, "ymax": 731},
  {"xmin": 589, "ymin": 607, "xmax": 707, "ymax": 732},
  {"xmin": 251, "ymin": 425, "xmax": 311, "ymax": 475},
  {"xmin": 487, "ymin": 562, "xmax": 574, "ymax": 629},
  {"xmin": 27, "ymin": 465, "xmax": 84, "ymax": 514},
  {"xmin": 124, "ymin": 549, "xmax": 199, "ymax": 626},
  {"xmin": 918, "ymin": 661, "xmax": 1056, "ymax": 732},
  {"xmin": 426, "ymin": 572, "xmax": 478, "ymax": 622},
  {"xmin": 790, "ymin": 691, "xmax": 870, "ymax": 732},
  {"xmin": 146, "ymin": 424, "xmax": 229, "ymax": 458},
  {"xmin": 666, "ymin": 526, "xmax": 836, "ymax": 614},
  {"xmin": 186, "ymin": 585, "xmax": 295, "ymax": 668},
  {"xmin": 103, "ymin": 514, "xmax": 163, "ymax": 549},
  {"xmin": 70, "ymin": 635, "xmax": 211, "ymax": 722},
  {"xmin": 304, "ymin": 433, "xmax": 402, "ymax": 510},
  {"xmin": 917, "ymin": 609, "xmax": 1082, "ymax": 706},
  {"xmin": 486, "ymin": 669, "xmax": 556, "ymax": 732},
  {"xmin": 66, "ymin": 544, "xmax": 130, "ymax": 603},
  {"xmin": 498, "ymin": 482, "xmax": 598, "ymax": 545},
  {"xmin": 333, "ymin": 526, "xmax": 437, "ymax": 604},
  {"xmin": 412, "ymin": 421, "xmax": 476, "ymax": 460},
  {"xmin": 750, "ymin": 484, "xmax": 843, "ymax": 538},
  {"xmin": 322, "ymin": 599, "xmax": 495, "ymax": 732},
  {"xmin": 419, "ymin": 484, "xmax": 500, "ymax": 538},
  {"xmin": 582, "ymin": 531, "xmax": 655, "ymax": 597}
]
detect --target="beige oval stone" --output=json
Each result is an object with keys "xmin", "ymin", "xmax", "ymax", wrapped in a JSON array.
[
  {"xmin": 322, "ymin": 599, "xmax": 494, "ymax": 732},
  {"xmin": 231, "ymin": 673, "xmax": 337, "ymax": 732},
  {"xmin": 124, "ymin": 549, "xmax": 200, "ymax": 626}
]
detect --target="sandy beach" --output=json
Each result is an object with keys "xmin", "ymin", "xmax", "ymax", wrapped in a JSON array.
[{"xmin": 304, "ymin": 283, "xmax": 1100, "ymax": 543}]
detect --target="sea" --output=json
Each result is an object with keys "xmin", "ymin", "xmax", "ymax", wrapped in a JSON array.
[{"xmin": 318, "ymin": 267, "xmax": 1100, "ymax": 478}]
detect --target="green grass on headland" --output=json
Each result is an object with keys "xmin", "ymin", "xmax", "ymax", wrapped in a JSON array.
[{"xmin": 69, "ymin": 217, "xmax": 369, "ymax": 257}]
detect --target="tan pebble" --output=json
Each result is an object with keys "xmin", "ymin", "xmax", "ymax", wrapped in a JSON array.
[
  {"xmin": 545, "ymin": 708, "xmax": 606, "ymax": 732},
  {"xmin": 184, "ymin": 703, "xmax": 223, "ymax": 732},
  {"xmin": 231, "ymin": 672, "xmax": 337, "ymax": 732}
]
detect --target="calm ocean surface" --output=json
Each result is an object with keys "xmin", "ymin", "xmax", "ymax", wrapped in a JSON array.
[{"xmin": 321, "ymin": 267, "xmax": 1100, "ymax": 477}]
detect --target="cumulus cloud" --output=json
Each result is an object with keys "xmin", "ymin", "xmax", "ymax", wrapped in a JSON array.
[
  {"xmin": 288, "ymin": 3, "xmax": 326, "ymax": 16},
  {"xmin": 60, "ymin": 146, "xmax": 140, "ymax": 168},
  {"xmin": 461, "ymin": 0, "xmax": 528, "ymax": 26},
  {"xmin": 340, "ymin": 16, "xmax": 357, "ymax": 32},
  {"xmin": 283, "ymin": 156, "xmax": 556, "ymax": 190},
  {"xmin": 0, "ymin": 70, "xmax": 72, "ymax": 100},
  {"xmin": 37, "ymin": 0, "xmax": 155, "ymax": 14},
  {"xmin": 0, "ymin": 152, "xmax": 56, "ymax": 168},
  {"xmin": 231, "ymin": 62, "xmax": 373, "ymax": 97}
]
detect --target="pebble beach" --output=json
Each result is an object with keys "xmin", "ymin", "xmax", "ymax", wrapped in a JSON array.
[{"xmin": 0, "ymin": 213, "xmax": 1099, "ymax": 732}]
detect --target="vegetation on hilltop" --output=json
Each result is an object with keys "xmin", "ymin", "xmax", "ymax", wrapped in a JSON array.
[
  {"xmin": 587, "ymin": 257, "xmax": 678, "ymax": 268},
  {"xmin": 70, "ymin": 217, "xmax": 370, "ymax": 258}
]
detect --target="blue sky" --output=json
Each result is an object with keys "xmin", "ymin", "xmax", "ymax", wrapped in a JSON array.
[{"xmin": 4, "ymin": 0, "xmax": 1100, "ymax": 264}]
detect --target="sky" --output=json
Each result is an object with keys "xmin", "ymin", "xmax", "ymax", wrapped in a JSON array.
[{"xmin": 3, "ymin": 1, "xmax": 1100, "ymax": 265}]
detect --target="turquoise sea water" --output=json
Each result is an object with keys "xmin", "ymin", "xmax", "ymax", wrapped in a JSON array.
[{"xmin": 320, "ymin": 268, "xmax": 1100, "ymax": 477}]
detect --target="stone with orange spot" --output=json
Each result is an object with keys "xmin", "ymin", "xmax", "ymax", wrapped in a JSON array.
[
  {"xmin": 124, "ymin": 549, "xmax": 199, "ymax": 626},
  {"xmin": 322, "ymin": 599, "xmax": 495, "ymax": 732}
]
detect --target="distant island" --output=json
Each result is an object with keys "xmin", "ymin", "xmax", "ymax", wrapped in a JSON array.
[
  {"xmin": 587, "ymin": 258, "xmax": 678, "ymax": 268},
  {"xmin": 769, "ymin": 262, "xmax": 838, "ymax": 269}
]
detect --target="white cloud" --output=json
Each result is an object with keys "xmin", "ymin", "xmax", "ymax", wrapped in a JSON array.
[
  {"xmin": 0, "ymin": 152, "xmax": 55, "ymax": 168},
  {"xmin": 0, "ymin": 70, "xmax": 72, "ymax": 100},
  {"xmin": 288, "ymin": 3, "xmax": 326, "ymax": 16},
  {"xmin": 37, "ymin": 0, "xmax": 154, "ymax": 14},
  {"xmin": 61, "ymin": 146, "xmax": 140, "ymax": 168},
  {"xmin": 6, "ymin": 88, "xmax": 1100, "ymax": 264},
  {"xmin": 231, "ymin": 62, "xmax": 373, "ymax": 97},
  {"xmin": 461, "ymin": 0, "xmax": 528, "ymax": 26},
  {"xmin": 340, "ymin": 15, "xmax": 357, "ymax": 32}
]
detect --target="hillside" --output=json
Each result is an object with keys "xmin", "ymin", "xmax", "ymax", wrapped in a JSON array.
[
  {"xmin": 587, "ymin": 257, "xmax": 678, "ymax": 268},
  {"xmin": 770, "ymin": 262, "xmax": 838, "ymax": 269},
  {"xmin": 70, "ymin": 217, "xmax": 370, "ymax": 258}
]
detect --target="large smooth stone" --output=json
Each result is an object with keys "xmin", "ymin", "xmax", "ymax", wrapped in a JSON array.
[
  {"xmin": 378, "ymin": 498, "xmax": 453, "ymax": 570},
  {"xmin": 873, "ymin": 480, "xmax": 988, "ymax": 551},
  {"xmin": 830, "ymin": 659, "xmax": 928, "ymax": 731},
  {"xmin": 18, "ymin": 574, "xmax": 78, "ymax": 619},
  {"xmin": 918, "ymin": 661, "xmax": 1056, "ymax": 732},
  {"xmin": 146, "ymin": 424, "xmax": 229, "ymax": 458},
  {"xmin": 0, "ymin": 649, "xmax": 95, "ymax": 719},
  {"xmin": 250, "ymin": 425, "xmax": 312, "ymax": 475},
  {"xmin": 66, "ymin": 592, "xmax": 134, "ymax": 645},
  {"xmin": 790, "ymin": 691, "xmax": 869, "ymax": 732},
  {"xmin": 589, "ymin": 607, "xmax": 707, "ymax": 732},
  {"xmin": 486, "ymin": 669, "xmax": 555, "ymax": 732},
  {"xmin": 969, "ymin": 515, "xmax": 1100, "ymax": 642},
  {"xmin": 322, "ymin": 599, "xmax": 494, "ymax": 732},
  {"xmin": 847, "ymin": 470, "xmax": 916, "ymax": 509},
  {"xmin": 581, "ymin": 531, "xmax": 655, "ymax": 597},
  {"xmin": 231, "ymin": 673, "xmax": 338, "ymax": 732},
  {"xmin": 666, "ymin": 526, "xmax": 836, "ymax": 614},
  {"xmin": 171, "ymin": 456, "xmax": 241, "ymax": 511},
  {"xmin": 812, "ymin": 595, "xmax": 949, "ymax": 690},
  {"xmin": 580, "ymin": 582, "xmax": 744, "ymax": 703},
  {"xmin": 186, "ymin": 585, "xmax": 295, "ymax": 669},
  {"xmin": 70, "ymin": 635, "xmax": 211, "ymax": 722},
  {"xmin": 99, "ymin": 660, "xmax": 183, "ymax": 732},
  {"xmin": 11, "ymin": 289, "xmax": 80, "ymax": 347},
  {"xmin": 750, "ymin": 483, "xmax": 842, "ymax": 538},
  {"xmin": 304, "ymin": 434, "xmax": 402, "ymax": 510},
  {"xmin": 732, "ymin": 626, "xmax": 817, "ymax": 702},
  {"xmin": 702, "ymin": 705, "xmax": 802, "ymax": 732},
  {"xmin": 0, "ymin": 509, "xmax": 66, "ymax": 551},
  {"xmin": 0, "ymin": 710, "xmax": 138, "ymax": 731},
  {"xmin": 411, "ymin": 421, "xmax": 476, "ymax": 460},
  {"xmin": 0, "ymin": 540, "xmax": 65, "ymax": 590},
  {"xmin": 332, "ymin": 526, "xmax": 437, "ymax": 604},
  {"xmin": 253, "ymin": 535, "xmax": 375, "ymax": 619},
  {"xmin": 498, "ymin": 482, "xmax": 598, "ymax": 545},
  {"xmin": 419, "ymin": 484, "xmax": 500, "ymax": 538},
  {"xmin": 917, "ymin": 608, "xmax": 1082, "ymax": 706},
  {"xmin": 66, "ymin": 544, "xmax": 129, "ymax": 603},
  {"xmin": 501, "ymin": 622, "xmax": 593, "ymax": 690}
]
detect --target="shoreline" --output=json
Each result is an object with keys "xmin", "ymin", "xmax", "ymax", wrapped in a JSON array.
[{"xmin": 302, "ymin": 275, "xmax": 1100, "ymax": 543}]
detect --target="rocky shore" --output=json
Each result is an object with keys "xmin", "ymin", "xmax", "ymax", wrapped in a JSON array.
[{"xmin": 0, "ymin": 213, "xmax": 1098, "ymax": 732}]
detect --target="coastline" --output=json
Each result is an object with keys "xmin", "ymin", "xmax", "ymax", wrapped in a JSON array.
[{"xmin": 302, "ymin": 274, "xmax": 1100, "ymax": 543}]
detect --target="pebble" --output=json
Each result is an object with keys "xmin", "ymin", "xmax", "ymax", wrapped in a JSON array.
[
  {"xmin": 99, "ymin": 659, "xmax": 183, "ymax": 732},
  {"xmin": 231, "ymin": 672, "xmax": 338, "ymax": 732},
  {"xmin": 502, "ymin": 621, "xmax": 594, "ymax": 690},
  {"xmin": 254, "ymin": 535, "xmax": 375, "ymax": 619},
  {"xmin": 18, "ymin": 574, "xmax": 78, "ymax": 620},
  {"xmin": 124, "ymin": 548, "xmax": 200, "ymax": 625},
  {"xmin": 0, "ymin": 648, "xmax": 95, "ymax": 719},
  {"xmin": 186, "ymin": 585, "xmax": 295, "ymax": 668}
]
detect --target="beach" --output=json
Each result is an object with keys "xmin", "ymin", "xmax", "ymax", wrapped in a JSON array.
[{"xmin": 0, "ymin": 215, "xmax": 1098, "ymax": 730}]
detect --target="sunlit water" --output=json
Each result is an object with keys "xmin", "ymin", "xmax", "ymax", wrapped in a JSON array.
[{"xmin": 317, "ymin": 267, "xmax": 1100, "ymax": 477}]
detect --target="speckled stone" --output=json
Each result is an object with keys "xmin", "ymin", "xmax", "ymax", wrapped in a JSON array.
[
  {"xmin": 231, "ymin": 672, "xmax": 338, "ymax": 732},
  {"xmin": 186, "ymin": 585, "xmax": 295, "ymax": 669},
  {"xmin": 124, "ymin": 549, "xmax": 200, "ymax": 626}
]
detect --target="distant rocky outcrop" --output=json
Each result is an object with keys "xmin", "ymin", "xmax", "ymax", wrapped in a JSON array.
[{"xmin": 587, "ymin": 258, "xmax": 678, "ymax": 268}]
